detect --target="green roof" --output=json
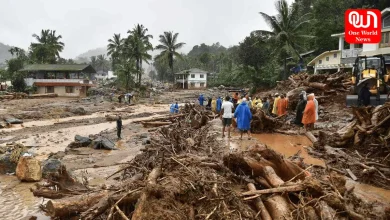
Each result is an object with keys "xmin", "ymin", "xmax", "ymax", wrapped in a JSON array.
[{"xmin": 20, "ymin": 64, "xmax": 96, "ymax": 73}]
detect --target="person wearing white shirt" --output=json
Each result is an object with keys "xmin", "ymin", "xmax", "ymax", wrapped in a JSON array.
[{"xmin": 220, "ymin": 96, "xmax": 234, "ymax": 138}]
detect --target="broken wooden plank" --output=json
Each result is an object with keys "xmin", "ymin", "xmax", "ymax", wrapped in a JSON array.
[
  {"xmin": 346, "ymin": 169, "xmax": 357, "ymax": 181},
  {"xmin": 305, "ymin": 131, "xmax": 318, "ymax": 143}
]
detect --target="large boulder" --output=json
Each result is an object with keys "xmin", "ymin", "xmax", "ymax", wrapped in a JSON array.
[
  {"xmin": 42, "ymin": 158, "xmax": 62, "ymax": 177},
  {"xmin": 16, "ymin": 156, "xmax": 42, "ymax": 182},
  {"xmin": 0, "ymin": 153, "xmax": 17, "ymax": 174}
]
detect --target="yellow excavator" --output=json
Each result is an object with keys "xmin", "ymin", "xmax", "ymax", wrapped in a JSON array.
[{"xmin": 347, "ymin": 55, "xmax": 389, "ymax": 106}]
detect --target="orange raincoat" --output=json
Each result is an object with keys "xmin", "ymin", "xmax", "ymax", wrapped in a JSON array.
[
  {"xmin": 277, "ymin": 98, "xmax": 288, "ymax": 116},
  {"xmin": 302, "ymin": 96, "xmax": 316, "ymax": 125}
]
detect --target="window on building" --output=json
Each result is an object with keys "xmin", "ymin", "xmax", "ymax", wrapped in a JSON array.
[
  {"xmin": 333, "ymin": 53, "xmax": 337, "ymax": 58},
  {"xmin": 200, "ymin": 82, "xmax": 205, "ymax": 87},
  {"xmin": 381, "ymin": 32, "xmax": 390, "ymax": 48},
  {"xmin": 326, "ymin": 57, "xmax": 329, "ymax": 61},
  {"xmin": 383, "ymin": 15, "xmax": 390, "ymax": 28},
  {"xmin": 46, "ymin": 86, "xmax": 54, "ymax": 93},
  {"xmin": 200, "ymin": 74, "xmax": 204, "ymax": 78},
  {"xmin": 190, "ymin": 82, "xmax": 195, "ymax": 88},
  {"xmin": 191, "ymin": 74, "xmax": 195, "ymax": 78},
  {"xmin": 319, "ymin": 60, "xmax": 322, "ymax": 64},
  {"xmin": 65, "ymin": 86, "xmax": 75, "ymax": 93}
]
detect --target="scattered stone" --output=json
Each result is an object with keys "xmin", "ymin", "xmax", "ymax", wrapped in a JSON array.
[
  {"xmin": 142, "ymin": 137, "xmax": 151, "ymax": 145},
  {"xmin": 16, "ymin": 156, "xmax": 42, "ymax": 182},
  {"xmin": 58, "ymin": 131, "xmax": 63, "ymax": 134},
  {"xmin": 140, "ymin": 133, "xmax": 149, "ymax": 139},
  {"xmin": 69, "ymin": 107, "xmax": 87, "ymax": 115},
  {"xmin": 42, "ymin": 158, "xmax": 62, "ymax": 177},
  {"xmin": 0, "ymin": 154, "xmax": 17, "ymax": 174}
]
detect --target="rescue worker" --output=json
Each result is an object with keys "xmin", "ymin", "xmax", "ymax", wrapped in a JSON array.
[
  {"xmin": 216, "ymin": 97, "xmax": 222, "ymax": 113},
  {"xmin": 116, "ymin": 115, "xmax": 123, "ymax": 140},
  {"xmin": 198, "ymin": 94, "xmax": 205, "ymax": 106},
  {"xmin": 211, "ymin": 97, "xmax": 217, "ymax": 112},
  {"xmin": 272, "ymin": 93, "xmax": 280, "ymax": 116},
  {"xmin": 234, "ymin": 98, "xmax": 252, "ymax": 140},
  {"xmin": 302, "ymin": 94, "xmax": 316, "ymax": 130},
  {"xmin": 277, "ymin": 94, "xmax": 288, "ymax": 116}
]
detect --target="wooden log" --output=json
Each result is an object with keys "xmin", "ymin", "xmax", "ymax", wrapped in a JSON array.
[
  {"xmin": 32, "ymin": 187, "xmax": 74, "ymax": 199},
  {"xmin": 45, "ymin": 191, "xmax": 108, "ymax": 217},
  {"xmin": 264, "ymin": 195, "xmax": 293, "ymax": 220},
  {"xmin": 262, "ymin": 166, "xmax": 285, "ymax": 187},
  {"xmin": 141, "ymin": 121, "xmax": 172, "ymax": 128},
  {"xmin": 247, "ymin": 183, "xmax": 272, "ymax": 220},
  {"xmin": 241, "ymin": 184, "xmax": 305, "ymax": 196},
  {"xmin": 131, "ymin": 166, "xmax": 162, "ymax": 220},
  {"xmin": 305, "ymin": 131, "xmax": 318, "ymax": 144},
  {"xmin": 255, "ymin": 177, "xmax": 272, "ymax": 189},
  {"xmin": 336, "ymin": 120, "xmax": 357, "ymax": 140},
  {"xmin": 134, "ymin": 114, "xmax": 184, "ymax": 124},
  {"xmin": 29, "ymin": 93, "xmax": 58, "ymax": 98},
  {"xmin": 304, "ymin": 82, "xmax": 329, "ymax": 90}
]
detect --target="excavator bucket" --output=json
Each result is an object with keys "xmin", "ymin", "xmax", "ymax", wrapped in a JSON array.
[{"xmin": 346, "ymin": 94, "xmax": 388, "ymax": 107}]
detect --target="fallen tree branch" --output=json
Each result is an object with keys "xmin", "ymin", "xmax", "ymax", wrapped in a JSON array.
[{"xmin": 241, "ymin": 184, "xmax": 305, "ymax": 196}]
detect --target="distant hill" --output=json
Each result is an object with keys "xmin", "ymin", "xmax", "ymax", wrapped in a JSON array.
[
  {"xmin": 0, "ymin": 42, "xmax": 13, "ymax": 64},
  {"xmin": 74, "ymin": 47, "xmax": 107, "ymax": 63}
]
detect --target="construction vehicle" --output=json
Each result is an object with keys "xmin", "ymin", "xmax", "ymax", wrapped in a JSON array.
[{"xmin": 346, "ymin": 55, "xmax": 389, "ymax": 106}]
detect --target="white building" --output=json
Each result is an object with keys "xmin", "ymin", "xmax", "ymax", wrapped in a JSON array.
[
  {"xmin": 174, "ymin": 68, "xmax": 208, "ymax": 89},
  {"xmin": 331, "ymin": 8, "xmax": 390, "ymax": 60},
  {"xmin": 307, "ymin": 50, "xmax": 348, "ymax": 74}
]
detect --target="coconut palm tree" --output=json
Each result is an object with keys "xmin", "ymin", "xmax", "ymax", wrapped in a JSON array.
[
  {"xmin": 90, "ymin": 56, "xmax": 98, "ymax": 70},
  {"xmin": 127, "ymin": 24, "xmax": 153, "ymax": 85},
  {"xmin": 97, "ymin": 54, "xmax": 108, "ymax": 72},
  {"xmin": 257, "ymin": 0, "xmax": 312, "ymax": 60},
  {"xmin": 107, "ymin": 34, "xmax": 124, "ymax": 70},
  {"xmin": 30, "ymin": 29, "xmax": 65, "ymax": 63},
  {"xmin": 155, "ymin": 31, "xmax": 185, "ymax": 79}
]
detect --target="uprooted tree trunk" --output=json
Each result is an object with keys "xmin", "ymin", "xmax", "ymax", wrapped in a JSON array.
[{"xmin": 45, "ymin": 191, "xmax": 108, "ymax": 217}]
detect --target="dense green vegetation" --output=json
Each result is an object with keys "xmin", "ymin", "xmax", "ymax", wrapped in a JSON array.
[{"xmin": 2, "ymin": 0, "xmax": 390, "ymax": 92}]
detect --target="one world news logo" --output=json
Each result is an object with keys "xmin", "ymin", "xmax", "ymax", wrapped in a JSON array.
[{"xmin": 345, "ymin": 9, "xmax": 381, "ymax": 44}]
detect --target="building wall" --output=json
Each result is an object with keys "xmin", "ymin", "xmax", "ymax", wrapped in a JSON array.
[
  {"xmin": 36, "ymin": 86, "xmax": 81, "ymax": 97},
  {"xmin": 187, "ymin": 72, "xmax": 207, "ymax": 88},
  {"xmin": 315, "ymin": 51, "xmax": 341, "ymax": 66}
]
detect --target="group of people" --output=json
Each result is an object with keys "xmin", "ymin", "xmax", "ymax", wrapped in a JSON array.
[
  {"xmin": 114, "ymin": 93, "xmax": 134, "ymax": 104},
  {"xmin": 170, "ymin": 102, "xmax": 180, "ymax": 114},
  {"xmin": 294, "ymin": 92, "xmax": 319, "ymax": 130},
  {"xmin": 198, "ymin": 94, "xmax": 253, "ymax": 140}
]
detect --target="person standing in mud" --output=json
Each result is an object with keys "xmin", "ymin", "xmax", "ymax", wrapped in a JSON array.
[
  {"xmin": 198, "ymin": 94, "xmax": 205, "ymax": 106},
  {"xmin": 272, "ymin": 93, "xmax": 280, "ymax": 116},
  {"xmin": 174, "ymin": 102, "xmax": 179, "ymax": 114},
  {"xmin": 116, "ymin": 115, "xmax": 123, "ymax": 140},
  {"xmin": 277, "ymin": 94, "xmax": 288, "ymax": 116},
  {"xmin": 294, "ymin": 93, "xmax": 307, "ymax": 127},
  {"xmin": 221, "ymin": 96, "xmax": 234, "ymax": 138},
  {"xmin": 216, "ymin": 97, "xmax": 222, "ymax": 114},
  {"xmin": 262, "ymin": 97, "xmax": 269, "ymax": 114},
  {"xmin": 302, "ymin": 94, "xmax": 316, "ymax": 130},
  {"xmin": 234, "ymin": 98, "xmax": 252, "ymax": 140}
]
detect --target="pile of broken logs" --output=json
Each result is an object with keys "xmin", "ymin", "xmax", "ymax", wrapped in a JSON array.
[
  {"xmin": 31, "ymin": 103, "xmax": 388, "ymax": 219},
  {"xmin": 316, "ymin": 103, "xmax": 390, "ymax": 188},
  {"xmin": 0, "ymin": 92, "xmax": 27, "ymax": 100},
  {"xmin": 283, "ymin": 71, "xmax": 352, "ymax": 109}
]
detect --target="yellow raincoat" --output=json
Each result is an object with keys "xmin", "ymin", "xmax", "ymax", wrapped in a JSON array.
[
  {"xmin": 211, "ymin": 99, "xmax": 217, "ymax": 112},
  {"xmin": 272, "ymin": 96, "xmax": 280, "ymax": 115}
]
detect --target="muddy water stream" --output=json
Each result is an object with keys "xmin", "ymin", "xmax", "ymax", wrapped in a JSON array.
[
  {"xmin": 0, "ymin": 175, "xmax": 49, "ymax": 220},
  {"xmin": 229, "ymin": 133, "xmax": 325, "ymax": 166}
]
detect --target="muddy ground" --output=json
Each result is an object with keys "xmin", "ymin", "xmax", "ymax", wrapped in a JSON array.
[{"xmin": 1, "ymin": 88, "xmax": 390, "ymax": 219}]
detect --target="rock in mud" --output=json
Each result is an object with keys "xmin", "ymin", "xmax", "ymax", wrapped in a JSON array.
[
  {"xmin": 42, "ymin": 158, "xmax": 62, "ymax": 177},
  {"xmin": 69, "ymin": 107, "xmax": 87, "ymax": 115},
  {"xmin": 16, "ymin": 156, "xmax": 42, "ymax": 182},
  {"xmin": 0, "ymin": 153, "xmax": 17, "ymax": 174},
  {"xmin": 142, "ymin": 137, "xmax": 151, "ymax": 145}
]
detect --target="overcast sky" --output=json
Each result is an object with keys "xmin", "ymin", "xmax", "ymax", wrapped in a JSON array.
[{"xmin": 0, "ymin": 0, "xmax": 292, "ymax": 59}]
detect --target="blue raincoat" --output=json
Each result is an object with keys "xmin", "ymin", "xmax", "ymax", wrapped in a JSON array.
[
  {"xmin": 170, "ymin": 104, "xmax": 175, "ymax": 114},
  {"xmin": 216, "ymin": 97, "xmax": 222, "ymax": 112},
  {"xmin": 234, "ymin": 102, "xmax": 252, "ymax": 131},
  {"xmin": 198, "ymin": 95, "xmax": 204, "ymax": 106},
  {"xmin": 174, "ymin": 103, "xmax": 179, "ymax": 113}
]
